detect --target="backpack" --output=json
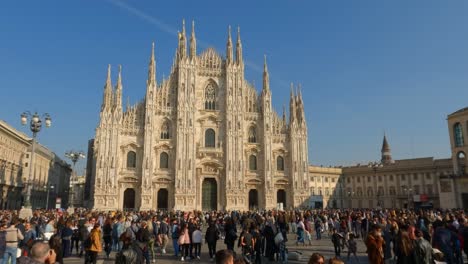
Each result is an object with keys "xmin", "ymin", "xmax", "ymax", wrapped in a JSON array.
[{"xmin": 83, "ymin": 236, "xmax": 92, "ymax": 249}]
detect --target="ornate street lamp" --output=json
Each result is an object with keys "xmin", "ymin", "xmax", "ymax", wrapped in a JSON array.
[
  {"xmin": 65, "ymin": 151, "xmax": 85, "ymax": 210},
  {"xmin": 44, "ymin": 184, "xmax": 54, "ymax": 210},
  {"xmin": 368, "ymin": 161, "xmax": 383, "ymax": 207},
  {"xmin": 19, "ymin": 112, "xmax": 51, "ymax": 218}
]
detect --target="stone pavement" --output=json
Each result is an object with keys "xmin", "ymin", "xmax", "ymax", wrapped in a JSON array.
[{"xmin": 63, "ymin": 232, "xmax": 370, "ymax": 264}]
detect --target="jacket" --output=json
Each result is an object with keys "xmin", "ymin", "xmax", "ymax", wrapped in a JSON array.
[
  {"xmin": 88, "ymin": 228, "xmax": 102, "ymax": 252},
  {"xmin": 365, "ymin": 234, "xmax": 385, "ymax": 264},
  {"xmin": 5, "ymin": 225, "xmax": 24, "ymax": 248}
]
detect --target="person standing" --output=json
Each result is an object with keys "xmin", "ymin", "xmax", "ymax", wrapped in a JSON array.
[
  {"xmin": 3, "ymin": 219, "xmax": 24, "ymax": 264},
  {"xmin": 205, "ymin": 222, "xmax": 219, "ymax": 261},
  {"xmin": 365, "ymin": 225, "xmax": 385, "ymax": 264},
  {"xmin": 21, "ymin": 222, "xmax": 36, "ymax": 257},
  {"xmin": 85, "ymin": 223, "xmax": 102, "ymax": 264},
  {"xmin": 192, "ymin": 226, "xmax": 202, "ymax": 260},
  {"xmin": 171, "ymin": 219, "xmax": 180, "ymax": 258},
  {"xmin": 61, "ymin": 221, "xmax": 73, "ymax": 258},
  {"xmin": 331, "ymin": 228, "xmax": 341, "ymax": 257},
  {"xmin": 159, "ymin": 217, "xmax": 169, "ymax": 254},
  {"xmin": 136, "ymin": 221, "xmax": 151, "ymax": 264},
  {"xmin": 103, "ymin": 218, "xmax": 113, "ymax": 259},
  {"xmin": 178, "ymin": 223, "xmax": 190, "ymax": 261}
]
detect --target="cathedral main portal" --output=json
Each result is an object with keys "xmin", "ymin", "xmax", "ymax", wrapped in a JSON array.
[
  {"xmin": 202, "ymin": 178, "xmax": 217, "ymax": 211},
  {"xmin": 123, "ymin": 188, "xmax": 135, "ymax": 210}
]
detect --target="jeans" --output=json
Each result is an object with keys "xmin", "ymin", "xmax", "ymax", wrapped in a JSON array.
[
  {"xmin": 208, "ymin": 242, "xmax": 217, "ymax": 259},
  {"xmin": 2, "ymin": 246, "xmax": 17, "ymax": 264},
  {"xmin": 193, "ymin": 243, "xmax": 201, "ymax": 257},
  {"xmin": 173, "ymin": 238, "xmax": 179, "ymax": 256}
]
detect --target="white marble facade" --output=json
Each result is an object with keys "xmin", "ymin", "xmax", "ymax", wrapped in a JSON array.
[{"xmin": 91, "ymin": 21, "xmax": 309, "ymax": 211}]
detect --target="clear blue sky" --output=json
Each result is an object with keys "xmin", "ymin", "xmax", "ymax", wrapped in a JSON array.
[{"xmin": 1, "ymin": 1, "xmax": 467, "ymax": 172}]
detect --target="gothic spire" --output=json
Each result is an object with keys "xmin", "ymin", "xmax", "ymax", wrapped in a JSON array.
[
  {"xmin": 289, "ymin": 83, "xmax": 296, "ymax": 123},
  {"xmin": 381, "ymin": 134, "xmax": 394, "ymax": 165},
  {"xmin": 101, "ymin": 64, "xmax": 113, "ymax": 112},
  {"xmin": 236, "ymin": 26, "xmax": 243, "ymax": 65},
  {"xmin": 147, "ymin": 42, "xmax": 156, "ymax": 87},
  {"xmin": 178, "ymin": 19, "xmax": 187, "ymax": 60},
  {"xmin": 114, "ymin": 65, "xmax": 123, "ymax": 111},
  {"xmin": 263, "ymin": 55, "xmax": 270, "ymax": 92},
  {"xmin": 226, "ymin": 25, "xmax": 233, "ymax": 63},
  {"xmin": 282, "ymin": 104, "xmax": 286, "ymax": 123},
  {"xmin": 189, "ymin": 20, "xmax": 196, "ymax": 60}
]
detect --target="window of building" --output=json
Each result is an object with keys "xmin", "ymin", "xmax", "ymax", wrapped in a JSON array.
[
  {"xmin": 425, "ymin": 173, "xmax": 431, "ymax": 180},
  {"xmin": 311, "ymin": 188, "xmax": 315, "ymax": 195},
  {"xmin": 389, "ymin": 186, "xmax": 396, "ymax": 195},
  {"xmin": 276, "ymin": 156, "xmax": 284, "ymax": 171},
  {"xmin": 325, "ymin": 188, "xmax": 329, "ymax": 196},
  {"xmin": 249, "ymin": 155, "xmax": 257, "ymax": 171},
  {"xmin": 160, "ymin": 152, "xmax": 169, "ymax": 169},
  {"xmin": 413, "ymin": 173, "xmax": 418, "ymax": 181},
  {"xmin": 311, "ymin": 176, "xmax": 315, "ymax": 182},
  {"xmin": 205, "ymin": 129, "xmax": 215, "ymax": 148},
  {"xmin": 367, "ymin": 187, "xmax": 373, "ymax": 197},
  {"xmin": 126, "ymin": 151, "xmax": 136, "ymax": 168},
  {"xmin": 347, "ymin": 178, "xmax": 350, "ymax": 183},
  {"xmin": 378, "ymin": 176, "xmax": 382, "ymax": 182},
  {"xmin": 325, "ymin": 177, "xmax": 328, "ymax": 182},
  {"xmin": 401, "ymin": 174, "xmax": 406, "ymax": 181},
  {"xmin": 414, "ymin": 185, "xmax": 420, "ymax": 195},
  {"xmin": 248, "ymin": 126, "xmax": 256, "ymax": 143},
  {"xmin": 454, "ymin": 122, "xmax": 464, "ymax": 147},
  {"xmin": 332, "ymin": 178, "xmax": 335, "ymax": 183},
  {"xmin": 204, "ymin": 83, "xmax": 216, "ymax": 110},
  {"xmin": 160, "ymin": 122, "xmax": 170, "ymax": 139},
  {"xmin": 367, "ymin": 176, "xmax": 371, "ymax": 182},
  {"xmin": 357, "ymin": 177, "xmax": 361, "ymax": 183},
  {"xmin": 389, "ymin": 175, "xmax": 394, "ymax": 181}
]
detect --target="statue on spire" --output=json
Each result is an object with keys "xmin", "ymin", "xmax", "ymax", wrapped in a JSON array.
[{"xmin": 190, "ymin": 20, "xmax": 196, "ymax": 60}]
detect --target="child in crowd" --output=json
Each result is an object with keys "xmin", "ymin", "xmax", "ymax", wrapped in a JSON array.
[
  {"xmin": 347, "ymin": 233, "xmax": 359, "ymax": 263},
  {"xmin": 192, "ymin": 225, "xmax": 203, "ymax": 260}
]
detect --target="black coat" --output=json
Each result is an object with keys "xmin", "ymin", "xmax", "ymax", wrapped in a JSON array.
[{"xmin": 205, "ymin": 225, "xmax": 219, "ymax": 244}]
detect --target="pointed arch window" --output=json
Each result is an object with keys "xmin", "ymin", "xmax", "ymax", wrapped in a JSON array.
[
  {"xmin": 248, "ymin": 126, "xmax": 256, "ymax": 143},
  {"xmin": 126, "ymin": 151, "xmax": 136, "ymax": 168},
  {"xmin": 454, "ymin": 123, "xmax": 464, "ymax": 147},
  {"xmin": 160, "ymin": 152, "xmax": 169, "ymax": 169},
  {"xmin": 161, "ymin": 122, "xmax": 170, "ymax": 139},
  {"xmin": 249, "ymin": 155, "xmax": 257, "ymax": 171},
  {"xmin": 205, "ymin": 129, "xmax": 215, "ymax": 148},
  {"xmin": 277, "ymin": 156, "xmax": 284, "ymax": 171},
  {"xmin": 204, "ymin": 83, "xmax": 216, "ymax": 110}
]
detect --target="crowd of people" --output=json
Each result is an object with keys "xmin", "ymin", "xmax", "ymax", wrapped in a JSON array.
[{"xmin": 0, "ymin": 208, "xmax": 464, "ymax": 264}]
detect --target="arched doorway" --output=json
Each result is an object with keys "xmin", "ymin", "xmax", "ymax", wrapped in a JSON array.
[
  {"xmin": 202, "ymin": 178, "xmax": 217, "ymax": 211},
  {"xmin": 157, "ymin": 189, "xmax": 168, "ymax": 210},
  {"xmin": 123, "ymin": 188, "xmax": 135, "ymax": 210},
  {"xmin": 248, "ymin": 189, "xmax": 258, "ymax": 210},
  {"xmin": 277, "ymin": 189, "xmax": 286, "ymax": 208}
]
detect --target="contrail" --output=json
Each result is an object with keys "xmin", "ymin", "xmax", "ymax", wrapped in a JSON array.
[{"xmin": 104, "ymin": 0, "xmax": 293, "ymax": 90}]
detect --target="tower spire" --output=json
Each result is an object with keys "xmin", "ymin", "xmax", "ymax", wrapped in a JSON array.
[
  {"xmin": 263, "ymin": 54, "xmax": 270, "ymax": 92},
  {"xmin": 178, "ymin": 19, "xmax": 187, "ymax": 59},
  {"xmin": 289, "ymin": 83, "xmax": 296, "ymax": 123},
  {"xmin": 236, "ymin": 26, "xmax": 243, "ymax": 65},
  {"xmin": 101, "ymin": 64, "xmax": 113, "ymax": 111},
  {"xmin": 147, "ymin": 42, "xmax": 156, "ymax": 87},
  {"xmin": 189, "ymin": 20, "xmax": 196, "ymax": 59},
  {"xmin": 226, "ymin": 25, "xmax": 233, "ymax": 63},
  {"xmin": 114, "ymin": 65, "xmax": 123, "ymax": 111},
  {"xmin": 381, "ymin": 134, "xmax": 394, "ymax": 165}
]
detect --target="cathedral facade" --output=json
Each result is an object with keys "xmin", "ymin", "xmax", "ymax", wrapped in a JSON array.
[{"xmin": 91, "ymin": 22, "xmax": 310, "ymax": 211}]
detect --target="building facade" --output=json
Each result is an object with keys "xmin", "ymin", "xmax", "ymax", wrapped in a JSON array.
[
  {"xmin": 91, "ymin": 22, "xmax": 310, "ymax": 211},
  {"xmin": 0, "ymin": 120, "xmax": 71, "ymax": 209},
  {"xmin": 341, "ymin": 136, "xmax": 453, "ymax": 209},
  {"xmin": 446, "ymin": 107, "xmax": 468, "ymax": 208},
  {"xmin": 307, "ymin": 166, "xmax": 343, "ymax": 209}
]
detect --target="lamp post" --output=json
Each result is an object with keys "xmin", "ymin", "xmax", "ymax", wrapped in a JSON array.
[
  {"xmin": 44, "ymin": 184, "xmax": 54, "ymax": 210},
  {"xmin": 368, "ymin": 161, "xmax": 383, "ymax": 207},
  {"xmin": 19, "ymin": 112, "xmax": 51, "ymax": 218},
  {"xmin": 347, "ymin": 191, "xmax": 354, "ymax": 208},
  {"xmin": 403, "ymin": 186, "xmax": 413, "ymax": 209},
  {"xmin": 65, "ymin": 151, "xmax": 85, "ymax": 210}
]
